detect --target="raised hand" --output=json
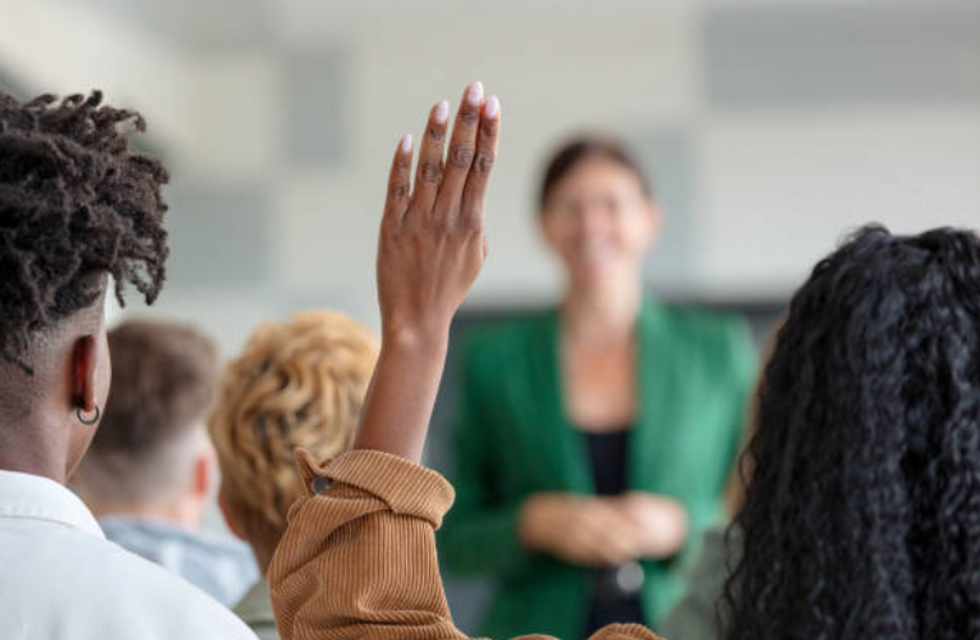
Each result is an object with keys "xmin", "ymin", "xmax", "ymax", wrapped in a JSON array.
[
  {"xmin": 355, "ymin": 82, "xmax": 501, "ymax": 463},
  {"xmin": 377, "ymin": 81, "xmax": 500, "ymax": 346}
]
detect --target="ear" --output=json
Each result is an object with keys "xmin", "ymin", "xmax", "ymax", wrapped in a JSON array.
[
  {"xmin": 217, "ymin": 488, "xmax": 245, "ymax": 540},
  {"xmin": 644, "ymin": 199, "xmax": 665, "ymax": 248},
  {"xmin": 71, "ymin": 335, "xmax": 100, "ymax": 414},
  {"xmin": 538, "ymin": 209, "xmax": 561, "ymax": 253},
  {"xmin": 192, "ymin": 451, "xmax": 212, "ymax": 498}
]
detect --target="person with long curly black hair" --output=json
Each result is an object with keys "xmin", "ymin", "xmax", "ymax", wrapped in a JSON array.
[
  {"xmin": 263, "ymin": 220, "xmax": 980, "ymax": 640},
  {"xmin": 724, "ymin": 225, "xmax": 980, "ymax": 640},
  {"xmin": 0, "ymin": 90, "xmax": 256, "ymax": 639}
]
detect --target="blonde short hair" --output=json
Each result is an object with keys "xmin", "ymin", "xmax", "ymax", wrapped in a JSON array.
[{"xmin": 209, "ymin": 310, "xmax": 378, "ymax": 565}]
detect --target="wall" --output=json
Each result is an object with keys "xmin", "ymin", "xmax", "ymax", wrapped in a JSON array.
[
  {"xmin": 3, "ymin": 0, "xmax": 978, "ymax": 356},
  {"xmin": 3, "ymin": 0, "xmax": 979, "ymax": 629}
]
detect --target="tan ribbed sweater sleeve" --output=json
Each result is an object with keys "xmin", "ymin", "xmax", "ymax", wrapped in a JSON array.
[{"xmin": 269, "ymin": 449, "xmax": 662, "ymax": 640}]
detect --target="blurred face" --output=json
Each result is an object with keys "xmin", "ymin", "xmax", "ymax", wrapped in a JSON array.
[{"xmin": 540, "ymin": 156, "xmax": 660, "ymax": 288}]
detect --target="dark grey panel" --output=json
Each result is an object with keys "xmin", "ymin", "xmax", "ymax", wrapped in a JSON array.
[
  {"xmin": 283, "ymin": 50, "xmax": 349, "ymax": 167},
  {"xmin": 66, "ymin": 0, "xmax": 271, "ymax": 49},
  {"xmin": 0, "ymin": 65, "xmax": 29, "ymax": 99},
  {"xmin": 704, "ymin": 4, "xmax": 980, "ymax": 107},
  {"xmin": 164, "ymin": 185, "xmax": 271, "ymax": 288},
  {"xmin": 627, "ymin": 130, "xmax": 698, "ymax": 288}
]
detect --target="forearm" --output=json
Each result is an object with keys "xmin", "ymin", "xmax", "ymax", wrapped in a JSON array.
[{"xmin": 354, "ymin": 330, "xmax": 449, "ymax": 464}]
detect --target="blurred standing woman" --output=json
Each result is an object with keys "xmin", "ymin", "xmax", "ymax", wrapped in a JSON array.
[{"xmin": 439, "ymin": 137, "xmax": 757, "ymax": 640}]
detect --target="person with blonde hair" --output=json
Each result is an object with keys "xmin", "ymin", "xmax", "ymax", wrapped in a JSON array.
[{"xmin": 209, "ymin": 309, "xmax": 378, "ymax": 640}]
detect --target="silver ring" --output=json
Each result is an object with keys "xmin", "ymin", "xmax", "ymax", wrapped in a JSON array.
[{"xmin": 77, "ymin": 405, "xmax": 101, "ymax": 426}]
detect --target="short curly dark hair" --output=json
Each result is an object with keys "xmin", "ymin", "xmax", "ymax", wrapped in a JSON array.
[
  {"xmin": 724, "ymin": 225, "xmax": 980, "ymax": 640},
  {"xmin": 0, "ymin": 90, "xmax": 169, "ymax": 373}
]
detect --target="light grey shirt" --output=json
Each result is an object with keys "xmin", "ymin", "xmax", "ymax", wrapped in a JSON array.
[{"xmin": 99, "ymin": 516, "xmax": 259, "ymax": 607}]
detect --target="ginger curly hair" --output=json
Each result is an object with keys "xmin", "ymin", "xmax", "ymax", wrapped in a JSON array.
[{"xmin": 209, "ymin": 309, "xmax": 378, "ymax": 569}]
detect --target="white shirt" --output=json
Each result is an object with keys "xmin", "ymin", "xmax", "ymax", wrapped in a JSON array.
[{"xmin": 0, "ymin": 469, "xmax": 258, "ymax": 640}]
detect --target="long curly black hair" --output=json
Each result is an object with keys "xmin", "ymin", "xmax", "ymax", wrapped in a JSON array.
[
  {"xmin": 723, "ymin": 225, "xmax": 980, "ymax": 640},
  {"xmin": 0, "ymin": 91, "xmax": 169, "ymax": 372}
]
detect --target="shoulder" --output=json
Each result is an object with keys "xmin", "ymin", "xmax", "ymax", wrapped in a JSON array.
[
  {"xmin": 456, "ymin": 309, "xmax": 554, "ymax": 376},
  {"xmin": 649, "ymin": 300, "xmax": 752, "ymax": 350},
  {"xmin": 32, "ymin": 529, "xmax": 255, "ymax": 638},
  {"xmin": 461, "ymin": 310, "xmax": 551, "ymax": 353},
  {"xmin": 652, "ymin": 299, "xmax": 750, "ymax": 342},
  {"xmin": 643, "ymin": 299, "xmax": 758, "ymax": 379}
]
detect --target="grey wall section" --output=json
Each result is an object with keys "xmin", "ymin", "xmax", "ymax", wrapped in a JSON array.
[
  {"xmin": 631, "ymin": 129, "xmax": 699, "ymax": 292},
  {"xmin": 283, "ymin": 49, "xmax": 350, "ymax": 168},
  {"xmin": 0, "ymin": 67, "xmax": 27, "ymax": 98},
  {"xmin": 164, "ymin": 185, "xmax": 273, "ymax": 288},
  {"xmin": 60, "ymin": 0, "xmax": 271, "ymax": 49},
  {"xmin": 704, "ymin": 4, "xmax": 980, "ymax": 107}
]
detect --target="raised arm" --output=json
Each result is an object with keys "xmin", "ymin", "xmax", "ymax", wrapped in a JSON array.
[
  {"xmin": 354, "ymin": 80, "xmax": 498, "ymax": 463},
  {"xmin": 269, "ymin": 82, "xmax": 661, "ymax": 640}
]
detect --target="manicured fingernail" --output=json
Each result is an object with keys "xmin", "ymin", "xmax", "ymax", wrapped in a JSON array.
[
  {"xmin": 400, "ymin": 134, "xmax": 413, "ymax": 153},
  {"xmin": 484, "ymin": 95, "xmax": 500, "ymax": 119},
  {"xmin": 433, "ymin": 100, "xmax": 449, "ymax": 124},
  {"xmin": 466, "ymin": 81, "xmax": 484, "ymax": 106}
]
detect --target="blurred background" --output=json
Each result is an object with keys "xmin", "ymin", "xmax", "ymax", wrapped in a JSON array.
[
  {"xmin": 2, "ymin": 0, "xmax": 978, "ymax": 630},
  {"xmin": 3, "ymin": 0, "xmax": 978, "ymax": 348}
]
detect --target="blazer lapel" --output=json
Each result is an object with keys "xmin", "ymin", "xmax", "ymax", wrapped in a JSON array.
[
  {"xmin": 629, "ymin": 298, "xmax": 678, "ymax": 492},
  {"xmin": 529, "ymin": 308, "xmax": 594, "ymax": 494}
]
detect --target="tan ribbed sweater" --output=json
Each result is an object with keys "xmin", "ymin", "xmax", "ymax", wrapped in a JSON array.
[{"xmin": 268, "ymin": 449, "xmax": 662, "ymax": 640}]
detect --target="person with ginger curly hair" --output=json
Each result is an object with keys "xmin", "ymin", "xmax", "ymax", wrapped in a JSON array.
[
  {"xmin": 209, "ymin": 309, "xmax": 378, "ymax": 640},
  {"xmin": 0, "ymin": 90, "xmax": 256, "ymax": 639}
]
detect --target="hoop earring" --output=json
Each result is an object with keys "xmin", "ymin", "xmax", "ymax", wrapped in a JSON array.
[{"xmin": 77, "ymin": 404, "xmax": 101, "ymax": 426}]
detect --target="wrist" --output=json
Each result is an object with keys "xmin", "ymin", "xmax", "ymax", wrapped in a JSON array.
[
  {"xmin": 381, "ymin": 320, "xmax": 451, "ymax": 355},
  {"xmin": 353, "ymin": 324, "xmax": 450, "ymax": 465},
  {"xmin": 518, "ymin": 494, "xmax": 553, "ymax": 551}
]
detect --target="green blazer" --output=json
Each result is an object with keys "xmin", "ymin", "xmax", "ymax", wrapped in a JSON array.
[{"xmin": 438, "ymin": 298, "xmax": 757, "ymax": 640}]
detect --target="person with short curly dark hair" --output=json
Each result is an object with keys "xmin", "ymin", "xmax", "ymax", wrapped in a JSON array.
[
  {"xmin": 0, "ymin": 91, "xmax": 168, "ymax": 373},
  {"xmin": 0, "ymin": 90, "xmax": 256, "ymax": 639},
  {"xmin": 721, "ymin": 225, "xmax": 980, "ymax": 640}
]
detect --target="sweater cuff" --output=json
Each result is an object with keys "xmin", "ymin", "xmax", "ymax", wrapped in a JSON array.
[
  {"xmin": 590, "ymin": 623, "xmax": 663, "ymax": 640},
  {"xmin": 295, "ymin": 449, "xmax": 456, "ymax": 529}
]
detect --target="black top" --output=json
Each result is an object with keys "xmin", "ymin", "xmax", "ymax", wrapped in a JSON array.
[
  {"xmin": 585, "ymin": 430, "xmax": 631, "ymax": 497},
  {"xmin": 582, "ymin": 429, "xmax": 647, "ymax": 638}
]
